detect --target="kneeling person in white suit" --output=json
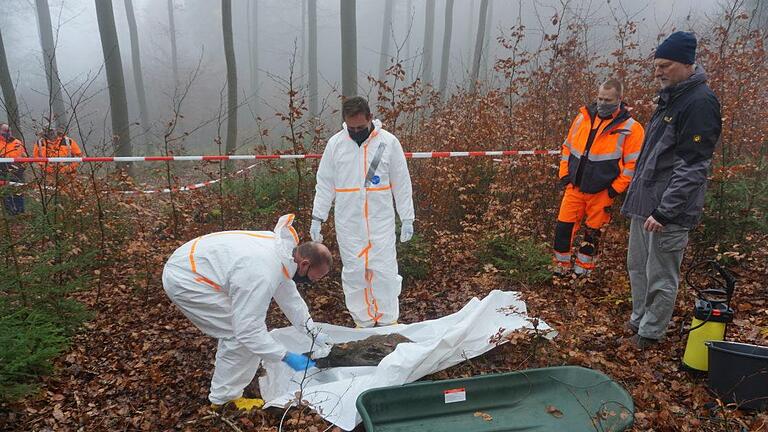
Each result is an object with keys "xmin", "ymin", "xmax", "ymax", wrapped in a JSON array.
[
  {"xmin": 311, "ymin": 96, "xmax": 415, "ymax": 328},
  {"xmin": 162, "ymin": 214, "xmax": 333, "ymax": 411}
]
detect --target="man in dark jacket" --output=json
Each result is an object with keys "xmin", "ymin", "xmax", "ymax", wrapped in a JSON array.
[{"xmin": 620, "ymin": 32, "xmax": 722, "ymax": 349}]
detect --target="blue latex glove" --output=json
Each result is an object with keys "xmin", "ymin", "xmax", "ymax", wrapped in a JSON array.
[{"xmin": 282, "ymin": 352, "xmax": 316, "ymax": 371}]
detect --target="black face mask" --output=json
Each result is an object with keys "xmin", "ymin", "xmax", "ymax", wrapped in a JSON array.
[
  {"xmin": 293, "ymin": 272, "xmax": 312, "ymax": 285},
  {"xmin": 349, "ymin": 126, "xmax": 372, "ymax": 145}
]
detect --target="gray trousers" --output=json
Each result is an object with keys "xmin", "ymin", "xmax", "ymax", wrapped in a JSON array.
[{"xmin": 627, "ymin": 217, "xmax": 690, "ymax": 339}]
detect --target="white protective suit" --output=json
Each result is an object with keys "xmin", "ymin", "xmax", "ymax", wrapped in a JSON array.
[
  {"xmin": 312, "ymin": 119, "xmax": 414, "ymax": 327},
  {"xmin": 162, "ymin": 214, "xmax": 318, "ymax": 405}
]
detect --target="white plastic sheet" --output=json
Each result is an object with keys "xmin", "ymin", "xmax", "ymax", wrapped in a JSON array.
[{"xmin": 259, "ymin": 290, "xmax": 554, "ymax": 431}]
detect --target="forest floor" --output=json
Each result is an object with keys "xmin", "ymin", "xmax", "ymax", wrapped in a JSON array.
[{"xmin": 0, "ymin": 211, "xmax": 767, "ymax": 432}]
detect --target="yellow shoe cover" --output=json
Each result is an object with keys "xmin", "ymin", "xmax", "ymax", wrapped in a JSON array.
[
  {"xmin": 232, "ymin": 397, "xmax": 265, "ymax": 411},
  {"xmin": 210, "ymin": 397, "xmax": 265, "ymax": 412}
]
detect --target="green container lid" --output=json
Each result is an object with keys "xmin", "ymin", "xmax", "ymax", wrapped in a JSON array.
[{"xmin": 356, "ymin": 366, "xmax": 634, "ymax": 431}]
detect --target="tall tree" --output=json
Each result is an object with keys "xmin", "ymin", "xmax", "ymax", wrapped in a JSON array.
[
  {"xmin": 438, "ymin": 0, "xmax": 455, "ymax": 96},
  {"xmin": 308, "ymin": 0, "xmax": 318, "ymax": 116},
  {"xmin": 421, "ymin": 0, "xmax": 436, "ymax": 87},
  {"xmin": 247, "ymin": 1, "xmax": 259, "ymax": 108},
  {"xmin": 167, "ymin": 0, "xmax": 179, "ymax": 85},
  {"xmin": 94, "ymin": 0, "xmax": 132, "ymax": 160},
  {"xmin": 467, "ymin": 0, "xmax": 477, "ymax": 64},
  {"xmin": 378, "ymin": 0, "xmax": 394, "ymax": 82},
  {"xmin": 340, "ymin": 0, "xmax": 357, "ymax": 97},
  {"xmin": 124, "ymin": 0, "xmax": 150, "ymax": 151},
  {"xmin": 470, "ymin": 0, "xmax": 489, "ymax": 92},
  {"xmin": 300, "ymin": 0, "xmax": 306, "ymax": 86},
  {"xmin": 34, "ymin": 0, "xmax": 68, "ymax": 129},
  {"xmin": 405, "ymin": 0, "xmax": 413, "ymax": 60},
  {"xmin": 482, "ymin": 0, "xmax": 494, "ymax": 81},
  {"xmin": 0, "ymin": 29, "xmax": 20, "ymax": 137},
  {"xmin": 221, "ymin": 0, "xmax": 238, "ymax": 156}
]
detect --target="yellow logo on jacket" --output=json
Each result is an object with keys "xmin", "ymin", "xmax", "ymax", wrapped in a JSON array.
[{"xmin": 693, "ymin": 135, "xmax": 702, "ymax": 142}]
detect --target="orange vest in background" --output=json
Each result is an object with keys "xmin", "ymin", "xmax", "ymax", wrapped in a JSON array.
[{"xmin": 33, "ymin": 136, "xmax": 82, "ymax": 175}]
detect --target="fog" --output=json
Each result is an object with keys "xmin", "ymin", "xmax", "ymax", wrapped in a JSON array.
[{"xmin": 0, "ymin": 0, "xmax": 746, "ymax": 154}]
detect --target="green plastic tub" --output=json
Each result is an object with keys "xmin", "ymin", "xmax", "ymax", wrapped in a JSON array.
[{"xmin": 356, "ymin": 366, "xmax": 634, "ymax": 432}]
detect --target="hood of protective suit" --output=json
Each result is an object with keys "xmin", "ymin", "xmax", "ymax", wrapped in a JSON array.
[
  {"xmin": 273, "ymin": 214, "xmax": 300, "ymax": 276},
  {"xmin": 342, "ymin": 119, "xmax": 383, "ymax": 134}
]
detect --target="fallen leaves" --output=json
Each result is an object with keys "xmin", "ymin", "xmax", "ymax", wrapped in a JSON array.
[
  {"xmin": 546, "ymin": 405, "xmax": 564, "ymax": 418},
  {"xmin": 474, "ymin": 411, "xmax": 493, "ymax": 422}
]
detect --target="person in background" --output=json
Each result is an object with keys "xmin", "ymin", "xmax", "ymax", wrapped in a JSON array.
[
  {"xmin": 621, "ymin": 31, "xmax": 722, "ymax": 350},
  {"xmin": 553, "ymin": 80, "xmax": 645, "ymax": 277},
  {"xmin": 0, "ymin": 123, "xmax": 27, "ymax": 215},
  {"xmin": 310, "ymin": 96, "xmax": 414, "ymax": 328},
  {"xmin": 33, "ymin": 127, "xmax": 82, "ymax": 177}
]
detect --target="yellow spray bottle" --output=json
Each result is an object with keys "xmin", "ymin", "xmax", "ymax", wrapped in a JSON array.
[{"xmin": 681, "ymin": 261, "xmax": 735, "ymax": 372}]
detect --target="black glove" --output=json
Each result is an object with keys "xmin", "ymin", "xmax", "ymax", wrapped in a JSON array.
[{"xmin": 559, "ymin": 176, "xmax": 570, "ymax": 188}]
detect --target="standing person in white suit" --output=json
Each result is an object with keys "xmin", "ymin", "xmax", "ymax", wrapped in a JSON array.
[
  {"xmin": 162, "ymin": 214, "xmax": 334, "ymax": 411},
  {"xmin": 310, "ymin": 96, "xmax": 415, "ymax": 328}
]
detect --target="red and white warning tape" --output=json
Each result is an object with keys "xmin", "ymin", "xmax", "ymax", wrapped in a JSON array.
[
  {"xmin": 1, "ymin": 163, "xmax": 260, "ymax": 194},
  {"xmin": 121, "ymin": 163, "xmax": 259, "ymax": 194},
  {"xmin": 0, "ymin": 149, "xmax": 558, "ymax": 164},
  {"xmin": 0, "ymin": 149, "xmax": 558, "ymax": 194}
]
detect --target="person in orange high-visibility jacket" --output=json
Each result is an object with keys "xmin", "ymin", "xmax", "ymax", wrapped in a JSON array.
[
  {"xmin": 0, "ymin": 123, "xmax": 27, "ymax": 214},
  {"xmin": 554, "ymin": 79, "xmax": 645, "ymax": 276},
  {"xmin": 33, "ymin": 129, "xmax": 82, "ymax": 176}
]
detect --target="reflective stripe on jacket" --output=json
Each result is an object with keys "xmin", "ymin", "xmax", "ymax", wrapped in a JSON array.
[{"xmin": 559, "ymin": 104, "xmax": 645, "ymax": 195}]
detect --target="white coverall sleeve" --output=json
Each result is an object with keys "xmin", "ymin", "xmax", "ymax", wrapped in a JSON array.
[
  {"xmin": 389, "ymin": 137, "xmax": 415, "ymax": 221},
  {"xmin": 312, "ymin": 139, "xmax": 336, "ymax": 222},
  {"xmin": 229, "ymin": 268, "xmax": 287, "ymax": 363},
  {"xmin": 273, "ymin": 279, "xmax": 316, "ymax": 335}
]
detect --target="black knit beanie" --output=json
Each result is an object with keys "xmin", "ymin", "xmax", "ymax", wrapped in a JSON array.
[{"xmin": 654, "ymin": 31, "xmax": 697, "ymax": 65}]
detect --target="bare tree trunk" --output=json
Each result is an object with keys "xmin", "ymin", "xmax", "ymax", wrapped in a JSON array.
[
  {"xmin": 124, "ymin": 0, "xmax": 150, "ymax": 151},
  {"xmin": 470, "ymin": 0, "xmax": 489, "ymax": 92},
  {"xmin": 467, "ymin": 0, "xmax": 477, "ymax": 68},
  {"xmin": 378, "ymin": 0, "xmax": 394, "ymax": 82},
  {"xmin": 482, "ymin": 0, "xmax": 494, "ymax": 82},
  {"xmin": 340, "ymin": 0, "xmax": 357, "ymax": 98},
  {"xmin": 0, "ymin": 29, "xmax": 20, "ymax": 137},
  {"xmin": 438, "ymin": 0, "xmax": 454, "ymax": 96},
  {"xmin": 300, "ymin": 0, "xmax": 306, "ymax": 87},
  {"xmin": 421, "ymin": 0, "xmax": 436, "ymax": 87},
  {"xmin": 308, "ymin": 0, "xmax": 318, "ymax": 116},
  {"xmin": 248, "ymin": 1, "xmax": 259, "ymax": 112},
  {"xmin": 167, "ymin": 0, "xmax": 179, "ymax": 85},
  {"xmin": 34, "ymin": 0, "xmax": 68, "ymax": 129},
  {"xmin": 94, "ymin": 0, "xmax": 132, "ymax": 165},
  {"xmin": 406, "ymin": 0, "xmax": 413, "ymax": 60},
  {"xmin": 222, "ymin": 0, "xmax": 238, "ymax": 157}
]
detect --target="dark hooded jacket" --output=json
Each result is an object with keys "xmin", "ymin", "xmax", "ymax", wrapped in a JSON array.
[{"xmin": 621, "ymin": 66, "xmax": 721, "ymax": 228}]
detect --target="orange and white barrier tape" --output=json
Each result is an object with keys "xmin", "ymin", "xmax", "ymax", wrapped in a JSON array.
[{"xmin": 0, "ymin": 149, "xmax": 558, "ymax": 164}]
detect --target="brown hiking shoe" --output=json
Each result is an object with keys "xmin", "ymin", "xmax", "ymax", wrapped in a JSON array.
[
  {"xmin": 624, "ymin": 322, "xmax": 639, "ymax": 335},
  {"xmin": 628, "ymin": 334, "xmax": 658, "ymax": 350}
]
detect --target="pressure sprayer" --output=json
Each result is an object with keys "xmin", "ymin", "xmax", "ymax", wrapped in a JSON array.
[{"xmin": 681, "ymin": 260, "xmax": 736, "ymax": 372}]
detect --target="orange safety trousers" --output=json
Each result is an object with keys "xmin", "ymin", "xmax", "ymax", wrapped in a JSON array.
[{"xmin": 553, "ymin": 185, "xmax": 613, "ymax": 273}]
